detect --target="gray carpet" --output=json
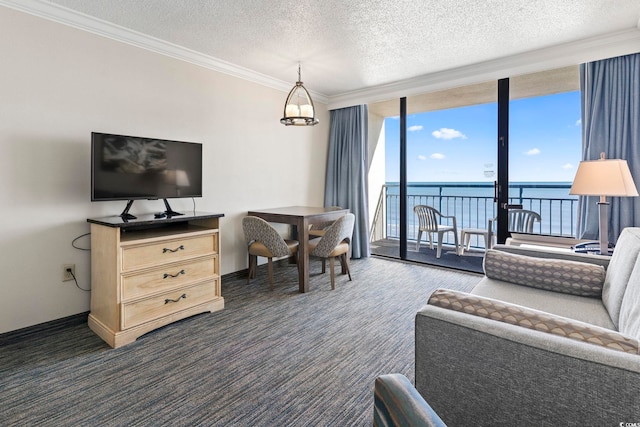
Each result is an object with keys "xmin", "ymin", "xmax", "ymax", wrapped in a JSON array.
[{"xmin": 0, "ymin": 257, "xmax": 480, "ymax": 426}]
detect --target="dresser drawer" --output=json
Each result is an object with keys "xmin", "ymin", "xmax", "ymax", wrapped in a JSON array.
[
  {"xmin": 121, "ymin": 255, "xmax": 217, "ymax": 301},
  {"xmin": 121, "ymin": 280, "xmax": 218, "ymax": 330},
  {"xmin": 121, "ymin": 233, "xmax": 217, "ymax": 271}
]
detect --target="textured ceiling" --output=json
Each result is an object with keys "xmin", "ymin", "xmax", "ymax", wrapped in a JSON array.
[{"xmin": 27, "ymin": 0, "xmax": 640, "ymax": 97}]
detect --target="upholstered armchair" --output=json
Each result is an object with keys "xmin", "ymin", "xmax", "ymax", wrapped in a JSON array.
[
  {"xmin": 242, "ymin": 216, "xmax": 299, "ymax": 290},
  {"xmin": 308, "ymin": 206, "xmax": 343, "ymax": 238},
  {"xmin": 373, "ymin": 374, "xmax": 446, "ymax": 427},
  {"xmin": 308, "ymin": 213, "xmax": 355, "ymax": 289}
]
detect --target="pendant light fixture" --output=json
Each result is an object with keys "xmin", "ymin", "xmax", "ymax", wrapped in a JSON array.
[{"xmin": 280, "ymin": 63, "xmax": 319, "ymax": 126}]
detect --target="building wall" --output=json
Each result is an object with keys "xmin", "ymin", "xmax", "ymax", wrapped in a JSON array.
[{"xmin": 0, "ymin": 6, "xmax": 329, "ymax": 333}]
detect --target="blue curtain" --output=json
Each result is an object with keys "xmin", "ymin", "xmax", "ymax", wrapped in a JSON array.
[
  {"xmin": 578, "ymin": 53, "xmax": 640, "ymax": 243},
  {"xmin": 325, "ymin": 105, "xmax": 370, "ymax": 258}
]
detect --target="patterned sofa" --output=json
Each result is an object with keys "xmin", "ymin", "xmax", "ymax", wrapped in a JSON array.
[{"xmin": 415, "ymin": 227, "xmax": 640, "ymax": 426}]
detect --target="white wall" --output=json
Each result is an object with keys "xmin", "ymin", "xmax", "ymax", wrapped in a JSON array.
[
  {"xmin": 367, "ymin": 111, "xmax": 386, "ymax": 231},
  {"xmin": 0, "ymin": 6, "xmax": 329, "ymax": 334}
]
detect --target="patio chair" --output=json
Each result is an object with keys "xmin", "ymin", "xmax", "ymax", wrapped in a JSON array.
[
  {"xmin": 507, "ymin": 209, "xmax": 542, "ymax": 233},
  {"xmin": 413, "ymin": 205, "xmax": 459, "ymax": 258},
  {"xmin": 242, "ymin": 216, "xmax": 299, "ymax": 290},
  {"xmin": 485, "ymin": 209, "xmax": 542, "ymax": 248}
]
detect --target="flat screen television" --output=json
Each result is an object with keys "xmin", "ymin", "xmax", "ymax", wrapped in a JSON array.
[{"xmin": 91, "ymin": 132, "xmax": 203, "ymax": 219}]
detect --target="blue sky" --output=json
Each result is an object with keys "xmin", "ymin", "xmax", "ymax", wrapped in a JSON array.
[{"xmin": 385, "ymin": 91, "xmax": 582, "ymax": 182}]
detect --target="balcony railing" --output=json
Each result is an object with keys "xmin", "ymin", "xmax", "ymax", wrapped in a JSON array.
[{"xmin": 370, "ymin": 183, "xmax": 578, "ymax": 249}]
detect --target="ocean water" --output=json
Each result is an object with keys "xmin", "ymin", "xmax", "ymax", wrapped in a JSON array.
[{"xmin": 382, "ymin": 181, "xmax": 578, "ymax": 240}]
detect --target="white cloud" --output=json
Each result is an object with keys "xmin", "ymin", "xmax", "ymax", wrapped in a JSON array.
[
  {"xmin": 417, "ymin": 155, "xmax": 427, "ymax": 161},
  {"xmin": 575, "ymin": 119, "xmax": 581, "ymax": 126},
  {"xmin": 408, "ymin": 125, "xmax": 423, "ymax": 132},
  {"xmin": 430, "ymin": 153, "xmax": 446, "ymax": 160},
  {"xmin": 562, "ymin": 163, "xmax": 573, "ymax": 170},
  {"xmin": 432, "ymin": 128, "xmax": 467, "ymax": 140},
  {"xmin": 525, "ymin": 148, "xmax": 541, "ymax": 155}
]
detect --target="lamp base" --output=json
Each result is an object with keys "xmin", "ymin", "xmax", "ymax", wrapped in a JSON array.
[
  {"xmin": 597, "ymin": 201, "xmax": 610, "ymax": 256},
  {"xmin": 574, "ymin": 241, "xmax": 614, "ymax": 255}
]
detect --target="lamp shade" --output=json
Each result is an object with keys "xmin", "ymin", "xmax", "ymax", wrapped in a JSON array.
[
  {"xmin": 280, "ymin": 64, "xmax": 319, "ymax": 126},
  {"xmin": 569, "ymin": 154, "xmax": 638, "ymax": 197}
]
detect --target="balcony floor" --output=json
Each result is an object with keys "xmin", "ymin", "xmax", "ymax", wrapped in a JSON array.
[{"xmin": 370, "ymin": 238, "xmax": 485, "ymax": 274}]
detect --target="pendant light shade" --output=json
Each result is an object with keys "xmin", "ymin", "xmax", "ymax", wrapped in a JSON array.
[{"xmin": 280, "ymin": 64, "xmax": 319, "ymax": 126}]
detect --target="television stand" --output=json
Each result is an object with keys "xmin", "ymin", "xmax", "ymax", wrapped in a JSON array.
[
  {"xmin": 120, "ymin": 200, "xmax": 137, "ymax": 220},
  {"xmin": 119, "ymin": 199, "xmax": 185, "ymax": 219},
  {"xmin": 163, "ymin": 198, "xmax": 183, "ymax": 217}
]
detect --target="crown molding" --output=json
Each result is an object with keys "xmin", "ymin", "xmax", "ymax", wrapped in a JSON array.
[
  {"xmin": 2, "ymin": 0, "xmax": 637, "ymax": 110},
  {"xmin": 0, "ymin": 0, "xmax": 329, "ymax": 104},
  {"xmin": 328, "ymin": 27, "xmax": 640, "ymax": 110}
]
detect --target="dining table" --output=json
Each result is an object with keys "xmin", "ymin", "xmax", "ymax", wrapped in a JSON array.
[{"xmin": 247, "ymin": 206, "xmax": 349, "ymax": 293}]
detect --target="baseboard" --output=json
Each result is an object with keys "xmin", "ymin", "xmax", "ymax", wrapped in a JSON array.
[
  {"xmin": 221, "ymin": 269, "xmax": 248, "ymax": 281},
  {"xmin": 1, "ymin": 269, "xmax": 260, "ymax": 345},
  {"xmin": 0, "ymin": 312, "xmax": 89, "ymax": 346}
]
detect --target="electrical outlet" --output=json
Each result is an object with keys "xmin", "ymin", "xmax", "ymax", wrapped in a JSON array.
[{"xmin": 62, "ymin": 264, "xmax": 75, "ymax": 282}]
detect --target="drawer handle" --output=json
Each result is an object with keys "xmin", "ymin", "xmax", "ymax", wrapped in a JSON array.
[
  {"xmin": 164, "ymin": 293, "xmax": 187, "ymax": 304},
  {"xmin": 163, "ymin": 269, "xmax": 185, "ymax": 279},
  {"xmin": 163, "ymin": 245, "xmax": 184, "ymax": 253}
]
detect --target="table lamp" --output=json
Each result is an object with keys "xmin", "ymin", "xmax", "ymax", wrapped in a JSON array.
[{"xmin": 570, "ymin": 152, "xmax": 638, "ymax": 255}]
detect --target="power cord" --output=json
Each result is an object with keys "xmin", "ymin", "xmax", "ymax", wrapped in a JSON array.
[
  {"xmin": 67, "ymin": 267, "xmax": 90, "ymax": 292},
  {"xmin": 69, "ymin": 233, "xmax": 91, "ymax": 291},
  {"xmin": 72, "ymin": 232, "xmax": 91, "ymax": 251}
]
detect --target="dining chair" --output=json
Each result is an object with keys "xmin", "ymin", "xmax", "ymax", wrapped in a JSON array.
[
  {"xmin": 413, "ymin": 205, "xmax": 459, "ymax": 258},
  {"xmin": 308, "ymin": 213, "xmax": 355, "ymax": 290},
  {"xmin": 242, "ymin": 216, "xmax": 299, "ymax": 290},
  {"xmin": 308, "ymin": 206, "xmax": 343, "ymax": 238}
]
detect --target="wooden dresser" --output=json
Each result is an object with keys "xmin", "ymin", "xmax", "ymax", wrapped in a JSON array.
[{"xmin": 87, "ymin": 212, "xmax": 224, "ymax": 348}]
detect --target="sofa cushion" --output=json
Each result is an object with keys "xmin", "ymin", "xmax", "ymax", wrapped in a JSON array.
[
  {"xmin": 618, "ymin": 254, "xmax": 640, "ymax": 341},
  {"xmin": 428, "ymin": 288, "xmax": 639, "ymax": 354},
  {"xmin": 602, "ymin": 228, "xmax": 640, "ymax": 329},
  {"xmin": 483, "ymin": 249, "xmax": 605, "ymax": 297}
]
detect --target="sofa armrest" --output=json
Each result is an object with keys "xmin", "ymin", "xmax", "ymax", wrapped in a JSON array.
[
  {"xmin": 415, "ymin": 301, "xmax": 640, "ymax": 426},
  {"xmin": 373, "ymin": 374, "xmax": 446, "ymax": 427}
]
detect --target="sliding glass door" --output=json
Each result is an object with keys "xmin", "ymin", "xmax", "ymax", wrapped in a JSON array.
[
  {"xmin": 367, "ymin": 66, "xmax": 581, "ymax": 270},
  {"xmin": 507, "ymin": 68, "xmax": 582, "ymax": 239},
  {"xmin": 404, "ymin": 90, "xmax": 498, "ymax": 266}
]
